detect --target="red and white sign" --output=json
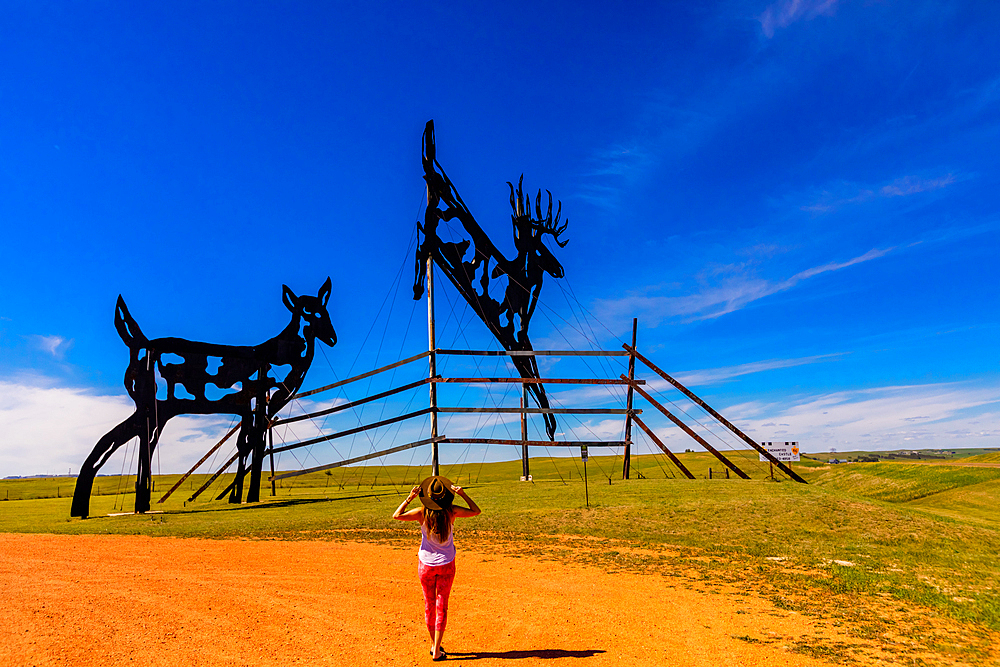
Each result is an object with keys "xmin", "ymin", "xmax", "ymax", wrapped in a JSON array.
[{"xmin": 759, "ymin": 442, "xmax": 799, "ymax": 462}]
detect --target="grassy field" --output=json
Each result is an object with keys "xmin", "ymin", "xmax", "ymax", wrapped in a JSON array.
[
  {"xmin": 3, "ymin": 451, "xmax": 1000, "ymax": 648},
  {"xmin": 807, "ymin": 461, "xmax": 1000, "ymax": 503},
  {"xmin": 806, "ymin": 447, "xmax": 1000, "ymax": 463},
  {"xmin": 965, "ymin": 451, "xmax": 1000, "ymax": 464}
]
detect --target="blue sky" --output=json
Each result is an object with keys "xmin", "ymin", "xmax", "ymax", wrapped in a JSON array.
[{"xmin": 1, "ymin": 1, "xmax": 998, "ymax": 477}]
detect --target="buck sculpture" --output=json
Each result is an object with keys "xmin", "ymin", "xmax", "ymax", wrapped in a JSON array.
[
  {"xmin": 71, "ymin": 279, "xmax": 337, "ymax": 518},
  {"xmin": 413, "ymin": 120, "xmax": 568, "ymax": 440}
]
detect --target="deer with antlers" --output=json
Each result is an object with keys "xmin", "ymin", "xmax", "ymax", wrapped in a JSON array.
[
  {"xmin": 495, "ymin": 175, "xmax": 569, "ymax": 345},
  {"xmin": 412, "ymin": 120, "xmax": 568, "ymax": 440}
]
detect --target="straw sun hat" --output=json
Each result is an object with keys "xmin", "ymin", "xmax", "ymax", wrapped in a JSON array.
[{"xmin": 418, "ymin": 476, "xmax": 455, "ymax": 510}]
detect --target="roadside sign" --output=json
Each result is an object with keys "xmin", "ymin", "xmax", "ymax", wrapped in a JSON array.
[
  {"xmin": 580, "ymin": 445, "xmax": 589, "ymax": 462},
  {"xmin": 759, "ymin": 442, "xmax": 800, "ymax": 462}
]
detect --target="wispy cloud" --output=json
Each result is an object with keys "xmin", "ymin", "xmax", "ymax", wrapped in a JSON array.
[
  {"xmin": 759, "ymin": 0, "xmax": 838, "ymax": 39},
  {"xmin": 880, "ymin": 174, "xmax": 957, "ymax": 198},
  {"xmin": 594, "ymin": 247, "xmax": 891, "ymax": 326},
  {"xmin": 31, "ymin": 335, "xmax": 73, "ymax": 360},
  {"xmin": 573, "ymin": 146, "xmax": 653, "ymax": 209},
  {"xmin": 583, "ymin": 146, "xmax": 650, "ymax": 178},
  {"xmin": 803, "ymin": 174, "xmax": 957, "ymax": 213},
  {"xmin": 545, "ymin": 354, "xmax": 845, "ymax": 407},
  {"xmin": 673, "ymin": 353, "xmax": 845, "ymax": 386}
]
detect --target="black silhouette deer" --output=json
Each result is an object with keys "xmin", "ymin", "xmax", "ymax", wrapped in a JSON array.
[
  {"xmin": 71, "ymin": 279, "xmax": 336, "ymax": 518},
  {"xmin": 413, "ymin": 120, "xmax": 568, "ymax": 439}
]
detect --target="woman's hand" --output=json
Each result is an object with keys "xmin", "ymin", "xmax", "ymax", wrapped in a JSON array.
[
  {"xmin": 450, "ymin": 484, "xmax": 480, "ymax": 517},
  {"xmin": 393, "ymin": 486, "xmax": 423, "ymax": 521}
]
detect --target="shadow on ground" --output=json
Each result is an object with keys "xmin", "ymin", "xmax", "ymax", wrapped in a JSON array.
[{"xmin": 445, "ymin": 649, "xmax": 605, "ymax": 660}]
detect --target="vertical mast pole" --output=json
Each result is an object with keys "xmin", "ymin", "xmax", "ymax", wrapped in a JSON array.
[
  {"xmin": 267, "ymin": 390, "xmax": 276, "ymax": 497},
  {"xmin": 521, "ymin": 383, "xmax": 529, "ymax": 480},
  {"xmin": 268, "ymin": 423, "xmax": 276, "ymax": 497},
  {"xmin": 622, "ymin": 318, "xmax": 637, "ymax": 479},
  {"xmin": 427, "ymin": 255, "xmax": 439, "ymax": 476}
]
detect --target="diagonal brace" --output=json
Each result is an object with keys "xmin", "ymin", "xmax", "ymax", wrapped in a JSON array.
[
  {"xmin": 631, "ymin": 415, "xmax": 695, "ymax": 479},
  {"xmin": 624, "ymin": 376, "xmax": 750, "ymax": 480},
  {"xmin": 624, "ymin": 345, "xmax": 807, "ymax": 484}
]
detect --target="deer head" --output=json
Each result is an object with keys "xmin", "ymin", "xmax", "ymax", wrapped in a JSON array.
[{"xmin": 282, "ymin": 277, "xmax": 337, "ymax": 347}]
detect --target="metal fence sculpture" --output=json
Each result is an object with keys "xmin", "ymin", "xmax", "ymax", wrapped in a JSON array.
[
  {"xmin": 70, "ymin": 279, "xmax": 337, "ymax": 518},
  {"xmin": 413, "ymin": 120, "xmax": 568, "ymax": 440}
]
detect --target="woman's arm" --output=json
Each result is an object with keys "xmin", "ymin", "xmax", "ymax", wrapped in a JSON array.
[
  {"xmin": 450, "ymin": 485, "xmax": 481, "ymax": 518},
  {"xmin": 392, "ymin": 486, "xmax": 424, "ymax": 521}
]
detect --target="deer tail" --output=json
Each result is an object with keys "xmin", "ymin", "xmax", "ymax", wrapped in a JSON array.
[{"xmin": 114, "ymin": 296, "xmax": 148, "ymax": 349}]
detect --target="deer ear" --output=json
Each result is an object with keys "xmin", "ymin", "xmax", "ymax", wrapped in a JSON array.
[
  {"xmin": 318, "ymin": 277, "xmax": 332, "ymax": 306},
  {"xmin": 282, "ymin": 285, "xmax": 298, "ymax": 312}
]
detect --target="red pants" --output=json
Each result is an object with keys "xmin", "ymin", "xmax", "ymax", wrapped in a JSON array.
[{"xmin": 418, "ymin": 560, "xmax": 456, "ymax": 633}]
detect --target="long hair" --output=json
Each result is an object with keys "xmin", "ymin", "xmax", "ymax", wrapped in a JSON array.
[{"xmin": 424, "ymin": 506, "xmax": 452, "ymax": 542}]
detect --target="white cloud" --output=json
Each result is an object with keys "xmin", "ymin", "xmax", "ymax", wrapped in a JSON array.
[
  {"xmin": 759, "ymin": 0, "xmax": 838, "ymax": 39},
  {"xmin": 31, "ymin": 335, "xmax": 73, "ymax": 359},
  {"xmin": 594, "ymin": 247, "xmax": 890, "ymax": 325},
  {"xmin": 0, "ymin": 380, "xmax": 234, "ymax": 477},
  {"xmin": 721, "ymin": 382, "xmax": 1000, "ymax": 451}
]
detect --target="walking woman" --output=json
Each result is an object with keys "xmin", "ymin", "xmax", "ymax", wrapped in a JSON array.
[{"xmin": 393, "ymin": 476, "xmax": 481, "ymax": 660}]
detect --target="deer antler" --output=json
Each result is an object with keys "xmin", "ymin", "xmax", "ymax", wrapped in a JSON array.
[
  {"xmin": 508, "ymin": 175, "xmax": 529, "ymax": 219},
  {"xmin": 534, "ymin": 189, "xmax": 569, "ymax": 248},
  {"xmin": 506, "ymin": 176, "xmax": 569, "ymax": 248}
]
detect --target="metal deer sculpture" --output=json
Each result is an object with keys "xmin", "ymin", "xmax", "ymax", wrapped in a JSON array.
[
  {"xmin": 71, "ymin": 279, "xmax": 337, "ymax": 518},
  {"xmin": 413, "ymin": 120, "xmax": 568, "ymax": 440}
]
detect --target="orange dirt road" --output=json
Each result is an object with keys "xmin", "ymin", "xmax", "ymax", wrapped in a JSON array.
[{"xmin": 1, "ymin": 534, "xmax": 883, "ymax": 666}]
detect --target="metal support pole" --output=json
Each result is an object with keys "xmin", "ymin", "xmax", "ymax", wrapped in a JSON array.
[
  {"xmin": 427, "ymin": 255, "xmax": 439, "ymax": 476},
  {"xmin": 136, "ymin": 349, "xmax": 153, "ymax": 514},
  {"xmin": 269, "ymin": 424, "xmax": 276, "ymax": 497},
  {"xmin": 623, "ymin": 318, "xmax": 637, "ymax": 480},
  {"xmin": 521, "ymin": 383, "xmax": 529, "ymax": 480}
]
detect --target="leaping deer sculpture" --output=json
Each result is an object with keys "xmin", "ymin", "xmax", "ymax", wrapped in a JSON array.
[
  {"xmin": 71, "ymin": 279, "xmax": 337, "ymax": 518},
  {"xmin": 413, "ymin": 120, "xmax": 568, "ymax": 440}
]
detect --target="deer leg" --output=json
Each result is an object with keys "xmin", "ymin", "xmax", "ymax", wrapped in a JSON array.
[
  {"xmin": 134, "ymin": 417, "xmax": 154, "ymax": 514},
  {"xmin": 245, "ymin": 384, "xmax": 268, "ymax": 504},
  {"xmin": 229, "ymin": 421, "xmax": 251, "ymax": 504},
  {"xmin": 71, "ymin": 411, "xmax": 144, "ymax": 518},
  {"xmin": 134, "ymin": 414, "xmax": 167, "ymax": 514},
  {"xmin": 512, "ymin": 354, "xmax": 557, "ymax": 441},
  {"xmin": 246, "ymin": 430, "xmax": 264, "ymax": 504},
  {"xmin": 245, "ymin": 420, "xmax": 265, "ymax": 504},
  {"xmin": 532, "ymin": 384, "xmax": 558, "ymax": 441}
]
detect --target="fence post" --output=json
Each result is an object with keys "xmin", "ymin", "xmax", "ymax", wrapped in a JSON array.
[{"xmin": 622, "ymin": 318, "xmax": 637, "ymax": 480}]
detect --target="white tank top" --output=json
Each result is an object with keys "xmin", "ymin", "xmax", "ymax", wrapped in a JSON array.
[{"xmin": 418, "ymin": 521, "xmax": 456, "ymax": 566}]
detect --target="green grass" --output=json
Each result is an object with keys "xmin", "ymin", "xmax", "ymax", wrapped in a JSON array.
[
  {"xmin": 963, "ymin": 451, "xmax": 1000, "ymax": 464},
  {"xmin": 805, "ymin": 447, "xmax": 1000, "ymax": 462},
  {"xmin": 3, "ymin": 452, "xmax": 1000, "ymax": 640},
  {"xmin": 804, "ymin": 461, "xmax": 1000, "ymax": 503}
]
